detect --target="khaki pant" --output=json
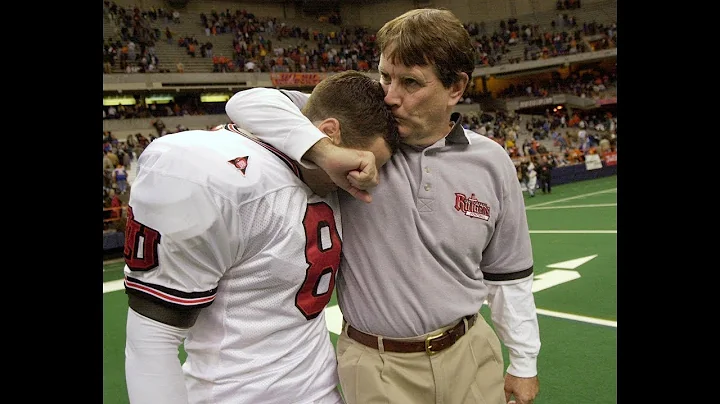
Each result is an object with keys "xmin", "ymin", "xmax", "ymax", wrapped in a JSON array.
[{"xmin": 336, "ymin": 316, "xmax": 505, "ymax": 404}]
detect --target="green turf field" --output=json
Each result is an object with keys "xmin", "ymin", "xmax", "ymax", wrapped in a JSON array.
[{"xmin": 103, "ymin": 175, "xmax": 617, "ymax": 404}]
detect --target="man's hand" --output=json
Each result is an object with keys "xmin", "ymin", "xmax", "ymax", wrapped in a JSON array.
[
  {"xmin": 504, "ymin": 374, "xmax": 539, "ymax": 404},
  {"xmin": 304, "ymin": 138, "xmax": 379, "ymax": 203}
]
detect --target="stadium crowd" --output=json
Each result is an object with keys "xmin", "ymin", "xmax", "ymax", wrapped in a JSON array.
[{"xmin": 102, "ymin": 0, "xmax": 616, "ymax": 74}]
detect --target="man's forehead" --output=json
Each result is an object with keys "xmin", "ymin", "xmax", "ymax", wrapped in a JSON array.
[{"xmin": 378, "ymin": 55, "xmax": 432, "ymax": 77}]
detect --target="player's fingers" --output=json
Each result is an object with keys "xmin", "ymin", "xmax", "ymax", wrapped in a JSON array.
[
  {"xmin": 343, "ymin": 185, "xmax": 373, "ymax": 204},
  {"xmin": 347, "ymin": 170, "xmax": 378, "ymax": 190},
  {"xmin": 351, "ymin": 152, "xmax": 379, "ymax": 189},
  {"xmin": 347, "ymin": 168, "xmax": 378, "ymax": 190}
]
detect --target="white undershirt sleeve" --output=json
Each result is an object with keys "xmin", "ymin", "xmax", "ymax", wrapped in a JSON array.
[
  {"xmin": 125, "ymin": 308, "xmax": 190, "ymax": 404},
  {"xmin": 485, "ymin": 277, "xmax": 541, "ymax": 377},
  {"xmin": 225, "ymin": 88, "xmax": 328, "ymax": 168}
]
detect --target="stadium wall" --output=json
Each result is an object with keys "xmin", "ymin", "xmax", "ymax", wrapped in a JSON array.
[
  {"xmin": 104, "ymin": 163, "xmax": 618, "ymax": 252},
  {"xmin": 102, "ymin": 104, "xmax": 483, "ymax": 140}
]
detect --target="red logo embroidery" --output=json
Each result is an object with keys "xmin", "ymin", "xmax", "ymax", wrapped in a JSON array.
[
  {"xmin": 454, "ymin": 193, "xmax": 490, "ymax": 221},
  {"xmin": 228, "ymin": 156, "xmax": 249, "ymax": 175}
]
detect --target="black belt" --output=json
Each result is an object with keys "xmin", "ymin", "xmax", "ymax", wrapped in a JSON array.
[{"xmin": 345, "ymin": 314, "xmax": 478, "ymax": 355}]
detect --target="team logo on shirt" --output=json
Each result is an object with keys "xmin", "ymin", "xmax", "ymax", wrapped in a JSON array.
[
  {"xmin": 228, "ymin": 156, "xmax": 249, "ymax": 175},
  {"xmin": 454, "ymin": 193, "xmax": 490, "ymax": 221}
]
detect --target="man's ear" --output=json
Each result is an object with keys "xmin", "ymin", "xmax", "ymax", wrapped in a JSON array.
[
  {"xmin": 448, "ymin": 72, "xmax": 470, "ymax": 106},
  {"xmin": 317, "ymin": 118, "xmax": 342, "ymax": 145}
]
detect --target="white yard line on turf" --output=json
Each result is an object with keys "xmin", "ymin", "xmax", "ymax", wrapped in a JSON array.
[
  {"xmin": 530, "ymin": 230, "xmax": 616, "ymax": 234},
  {"xmin": 527, "ymin": 203, "xmax": 616, "ymax": 210},
  {"xmin": 526, "ymin": 187, "xmax": 617, "ymax": 210},
  {"xmin": 536, "ymin": 308, "xmax": 616, "ymax": 328}
]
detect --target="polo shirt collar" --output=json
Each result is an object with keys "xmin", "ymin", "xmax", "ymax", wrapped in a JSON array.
[{"xmin": 445, "ymin": 112, "xmax": 470, "ymax": 145}]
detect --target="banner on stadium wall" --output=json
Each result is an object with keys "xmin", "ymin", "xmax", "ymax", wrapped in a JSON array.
[
  {"xmin": 596, "ymin": 97, "xmax": 617, "ymax": 106},
  {"xmin": 270, "ymin": 73, "xmax": 328, "ymax": 87},
  {"xmin": 602, "ymin": 151, "xmax": 617, "ymax": 166},
  {"xmin": 518, "ymin": 97, "xmax": 554, "ymax": 109},
  {"xmin": 584, "ymin": 154, "xmax": 603, "ymax": 170}
]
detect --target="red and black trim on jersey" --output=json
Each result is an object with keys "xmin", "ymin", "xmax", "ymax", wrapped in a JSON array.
[
  {"xmin": 221, "ymin": 123, "xmax": 303, "ymax": 181},
  {"xmin": 124, "ymin": 275, "xmax": 217, "ymax": 309},
  {"xmin": 482, "ymin": 266, "xmax": 534, "ymax": 282}
]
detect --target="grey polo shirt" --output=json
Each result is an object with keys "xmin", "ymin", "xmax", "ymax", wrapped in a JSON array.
[{"xmin": 336, "ymin": 113, "xmax": 534, "ymax": 337}]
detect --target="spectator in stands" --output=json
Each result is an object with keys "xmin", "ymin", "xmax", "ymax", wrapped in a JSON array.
[
  {"xmin": 165, "ymin": 27, "xmax": 173, "ymax": 44},
  {"xmin": 113, "ymin": 163, "xmax": 129, "ymax": 194},
  {"xmin": 108, "ymin": 188, "xmax": 122, "ymax": 220},
  {"xmin": 599, "ymin": 134, "xmax": 611, "ymax": 154},
  {"xmin": 107, "ymin": 105, "xmax": 118, "ymax": 119},
  {"xmin": 244, "ymin": 59, "xmax": 256, "ymax": 72},
  {"xmin": 103, "ymin": 150, "xmax": 115, "ymax": 188}
]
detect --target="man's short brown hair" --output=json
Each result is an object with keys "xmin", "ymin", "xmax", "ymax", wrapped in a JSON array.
[
  {"xmin": 376, "ymin": 8, "xmax": 475, "ymax": 89},
  {"xmin": 303, "ymin": 70, "xmax": 399, "ymax": 151}
]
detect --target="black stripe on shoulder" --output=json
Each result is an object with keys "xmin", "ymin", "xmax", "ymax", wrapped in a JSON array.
[
  {"xmin": 482, "ymin": 266, "xmax": 534, "ymax": 282},
  {"xmin": 280, "ymin": 89, "xmax": 294, "ymax": 102}
]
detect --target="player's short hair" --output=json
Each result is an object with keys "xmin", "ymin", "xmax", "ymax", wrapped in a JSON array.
[
  {"xmin": 302, "ymin": 70, "xmax": 400, "ymax": 152},
  {"xmin": 376, "ymin": 8, "xmax": 475, "ymax": 89}
]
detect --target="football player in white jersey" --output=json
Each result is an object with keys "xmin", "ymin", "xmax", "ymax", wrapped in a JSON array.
[{"xmin": 123, "ymin": 71, "xmax": 399, "ymax": 404}]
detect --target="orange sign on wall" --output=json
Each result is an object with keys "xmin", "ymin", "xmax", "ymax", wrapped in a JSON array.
[
  {"xmin": 270, "ymin": 73, "xmax": 327, "ymax": 87},
  {"xmin": 602, "ymin": 151, "xmax": 617, "ymax": 166}
]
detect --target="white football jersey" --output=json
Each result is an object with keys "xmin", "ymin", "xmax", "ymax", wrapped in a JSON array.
[{"xmin": 123, "ymin": 124, "xmax": 343, "ymax": 404}]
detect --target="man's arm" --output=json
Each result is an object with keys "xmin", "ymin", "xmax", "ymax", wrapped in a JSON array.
[
  {"xmin": 485, "ymin": 279, "xmax": 541, "ymax": 404},
  {"xmin": 485, "ymin": 278, "xmax": 541, "ymax": 377},
  {"xmin": 225, "ymin": 88, "xmax": 380, "ymax": 202}
]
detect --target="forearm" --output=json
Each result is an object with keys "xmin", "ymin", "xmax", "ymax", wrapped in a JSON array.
[
  {"xmin": 485, "ymin": 277, "xmax": 541, "ymax": 377},
  {"xmin": 125, "ymin": 308, "xmax": 190, "ymax": 404},
  {"xmin": 225, "ymin": 88, "xmax": 327, "ymax": 167}
]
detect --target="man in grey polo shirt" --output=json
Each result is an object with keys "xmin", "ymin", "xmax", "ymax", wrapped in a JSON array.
[{"xmin": 226, "ymin": 8, "xmax": 540, "ymax": 404}]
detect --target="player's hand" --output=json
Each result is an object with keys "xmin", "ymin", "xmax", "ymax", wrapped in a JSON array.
[
  {"xmin": 504, "ymin": 374, "xmax": 539, "ymax": 404},
  {"xmin": 304, "ymin": 138, "xmax": 379, "ymax": 203}
]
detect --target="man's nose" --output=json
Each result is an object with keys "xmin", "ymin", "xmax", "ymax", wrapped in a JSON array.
[{"xmin": 383, "ymin": 84, "xmax": 401, "ymax": 108}]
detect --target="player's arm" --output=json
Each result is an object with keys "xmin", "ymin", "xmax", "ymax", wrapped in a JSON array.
[
  {"xmin": 225, "ymin": 88, "xmax": 379, "ymax": 202},
  {"xmin": 125, "ymin": 307, "xmax": 192, "ymax": 404},
  {"xmin": 225, "ymin": 88, "xmax": 323, "ymax": 167},
  {"xmin": 124, "ymin": 166, "xmax": 238, "ymax": 404}
]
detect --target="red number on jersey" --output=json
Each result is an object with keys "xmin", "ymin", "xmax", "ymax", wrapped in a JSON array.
[
  {"xmin": 295, "ymin": 202, "xmax": 342, "ymax": 320},
  {"xmin": 123, "ymin": 206, "xmax": 162, "ymax": 271}
]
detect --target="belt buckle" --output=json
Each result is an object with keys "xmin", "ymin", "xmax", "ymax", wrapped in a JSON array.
[{"xmin": 425, "ymin": 332, "xmax": 444, "ymax": 356}]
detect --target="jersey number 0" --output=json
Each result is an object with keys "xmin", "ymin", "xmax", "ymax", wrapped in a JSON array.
[{"xmin": 296, "ymin": 202, "xmax": 342, "ymax": 320}]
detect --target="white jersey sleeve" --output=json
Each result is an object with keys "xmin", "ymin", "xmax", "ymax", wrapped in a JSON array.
[
  {"xmin": 225, "ymin": 88, "xmax": 326, "ymax": 167},
  {"xmin": 485, "ymin": 278, "xmax": 540, "ymax": 377},
  {"xmin": 123, "ymin": 138, "xmax": 245, "ymax": 314},
  {"xmin": 125, "ymin": 308, "xmax": 190, "ymax": 404}
]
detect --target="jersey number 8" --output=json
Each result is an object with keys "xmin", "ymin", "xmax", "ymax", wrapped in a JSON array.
[{"xmin": 296, "ymin": 202, "xmax": 342, "ymax": 320}]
